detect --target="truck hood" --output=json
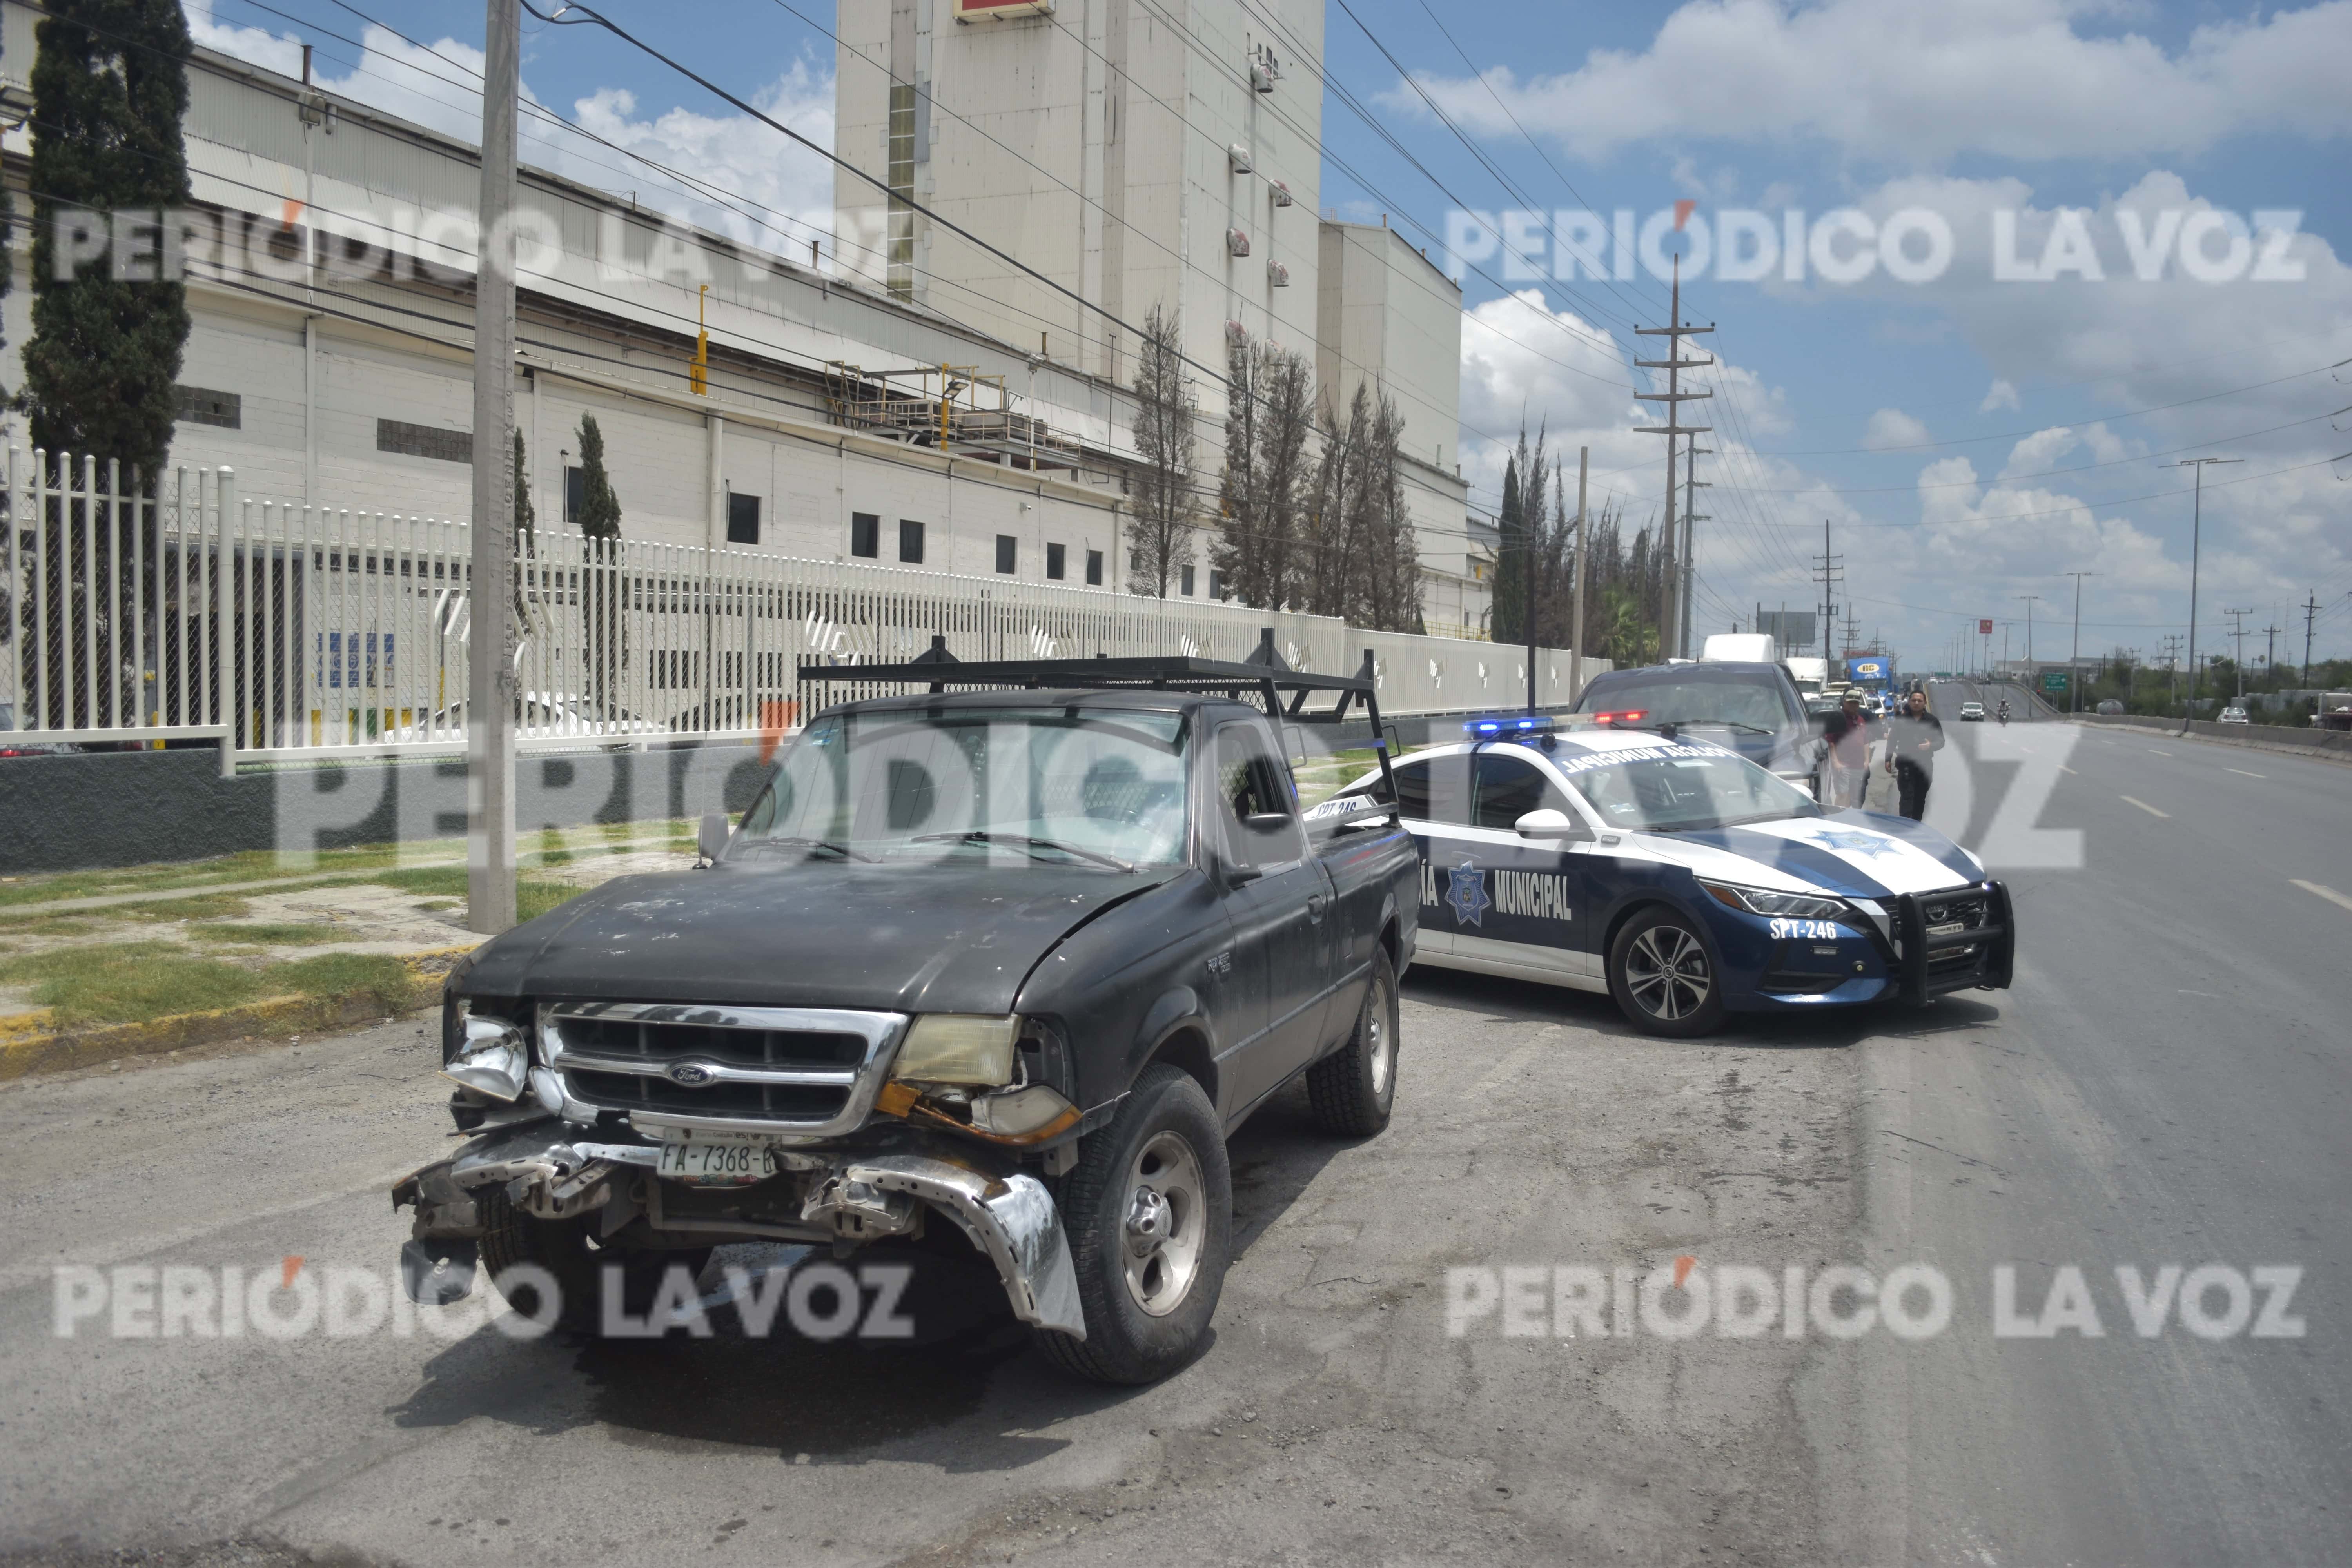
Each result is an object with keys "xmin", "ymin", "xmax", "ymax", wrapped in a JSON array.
[{"xmin": 456, "ymin": 861, "xmax": 1175, "ymax": 1015}]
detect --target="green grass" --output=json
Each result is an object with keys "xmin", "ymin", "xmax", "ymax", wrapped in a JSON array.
[
  {"xmin": 0, "ymin": 940, "xmax": 426, "ymax": 1027},
  {"xmin": 374, "ymin": 866, "xmax": 582, "ymax": 925},
  {"xmin": 190, "ymin": 922, "xmax": 347, "ymax": 946},
  {"xmin": 113, "ymin": 893, "xmax": 257, "ymax": 923}
]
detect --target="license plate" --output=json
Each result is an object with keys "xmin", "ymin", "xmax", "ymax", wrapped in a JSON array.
[
  {"xmin": 657, "ymin": 1140, "xmax": 778, "ymax": 1185},
  {"xmin": 1927, "ymin": 921, "xmax": 1966, "ymax": 937}
]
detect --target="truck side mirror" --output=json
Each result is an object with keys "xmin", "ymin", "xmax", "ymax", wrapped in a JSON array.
[
  {"xmin": 697, "ymin": 812, "xmax": 730, "ymax": 865},
  {"xmin": 1514, "ymin": 808, "xmax": 1582, "ymax": 840}
]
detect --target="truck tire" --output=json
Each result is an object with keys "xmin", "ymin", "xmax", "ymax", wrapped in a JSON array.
[
  {"xmin": 1035, "ymin": 1064, "xmax": 1230, "ymax": 1385},
  {"xmin": 477, "ymin": 1186, "xmax": 710, "ymax": 1334},
  {"xmin": 1607, "ymin": 906, "xmax": 1727, "ymax": 1038},
  {"xmin": 1306, "ymin": 947, "xmax": 1399, "ymax": 1137}
]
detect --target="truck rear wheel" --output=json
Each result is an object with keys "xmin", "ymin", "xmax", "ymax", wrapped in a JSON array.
[
  {"xmin": 1306, "ymin": 946, "xmax": 1399, "ymax": 1136},
  {"xmin": 1035, "ymin": 1063, "xmax": 1230, "ymax": 1385},
  {"xmin": 478, "ymin": 1187, "xmax": 710, "ymax": 1334}
]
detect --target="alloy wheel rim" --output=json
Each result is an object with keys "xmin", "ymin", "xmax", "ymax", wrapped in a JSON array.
[
  {"xmin": 1626, "ymin": 925, "xmax": 1711, "ymax": 1020},
  {"xmin": 1121, "ymin": 1130, "xmax": 1207, "ymax": 1317}
]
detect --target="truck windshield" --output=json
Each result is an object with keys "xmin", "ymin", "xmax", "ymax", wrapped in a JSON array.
[
  {"xmin": 737, "ymin": 708, "xmax": 1191, "ymax": 867},
  {"xmin": 1564, "ymin": 746, "xmax": 1823, "ymax": 833}
]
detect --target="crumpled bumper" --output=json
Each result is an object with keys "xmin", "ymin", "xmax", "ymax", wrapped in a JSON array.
[{"xmin": 394, "ymin": 1119, "xmax": 1084, "ymax": 1339}]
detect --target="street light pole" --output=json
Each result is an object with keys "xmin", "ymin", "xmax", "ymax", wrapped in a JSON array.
[
  {"xmin": 466, "ymin": 0, "xmax": 521, "ymax": 934},
  {"xmin": 2165, "ymin": 456, "xmax": 2241, "ymax": 734},
  {"xmin": 2061, "ymin": 571, "xmax": 2099, "ymax": 714}
]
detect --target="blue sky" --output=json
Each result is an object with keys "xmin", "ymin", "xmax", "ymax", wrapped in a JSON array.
[{"xmin": 184, "ymin": 0, "xmax": 2352, "ymax": 669}]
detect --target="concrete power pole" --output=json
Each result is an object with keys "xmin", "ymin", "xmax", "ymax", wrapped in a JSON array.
[
  {"xmin": 2062, "ymin": 570, "xmax": 2100, "ymax": 713},
  {"xmin": 1633, "ymin": 258, "xmax": 1713, "ymax": 666},
  {"xmin": 1569, "ymin": 447, "xmax": 1588, "ymax": 704},
  {"xmin": 1680, "ymin": 439, "xmax": 1711, "ymax": 660},
  {"xmin": 2304, "ymin": 592, "xmax": 2322, "ymax": 684},
  {"xmin": 1813, "ymin": 522, "xmax": 1843, "ymax": 677},
  {"xmin": 466, "ymin": 0, "xmax": 521, "ymax": 935},
  {"xmin": 2165, "ymin": 456, "xmax": 2240, "ymax": 733},
  {"xmin": 2221, "ymin": 608, "xmax": 2254, "ymax": 700}
]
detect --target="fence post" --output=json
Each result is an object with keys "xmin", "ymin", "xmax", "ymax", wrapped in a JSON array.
[{"xmin": 217, "ymin": 468, "xmax": 238, "ymax": 777}]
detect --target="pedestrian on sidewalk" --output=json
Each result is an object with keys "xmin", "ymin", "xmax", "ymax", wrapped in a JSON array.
[
  {"xmin": 1820, "ymin": 688, "xmax": 1877, "ymax": 809},
  {"xmin": 1884, "ymin": 688, "xmax": 1946, "ymax": 820}
]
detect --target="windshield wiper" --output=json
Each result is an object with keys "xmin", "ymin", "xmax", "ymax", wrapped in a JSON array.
[
  {"xmin": 742, "ymin": 835, "xmax": 873, "ymax": 862},
  {"xmin": 912, "ymin": 831, "xmax": 1136, "ymax": 873}
]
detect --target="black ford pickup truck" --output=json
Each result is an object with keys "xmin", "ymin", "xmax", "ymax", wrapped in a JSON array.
[{"xmin": 395, "ymin": 655, "xmax": 1418, "ymax": 1382}]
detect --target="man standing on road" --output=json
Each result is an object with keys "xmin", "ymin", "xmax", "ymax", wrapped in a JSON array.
[
  {"xmin": 1884, "ymin": 688, "xmax": 1946, "ymax": 820},
  {"xmin": 1819, "ymin": 688, "xmax": 1877, "ymax": 809}
]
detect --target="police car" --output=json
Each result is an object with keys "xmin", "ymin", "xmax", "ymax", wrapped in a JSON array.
[{"xmin": 1318, "ymin": 715, "xmax": 2014, "ymax": 1037}]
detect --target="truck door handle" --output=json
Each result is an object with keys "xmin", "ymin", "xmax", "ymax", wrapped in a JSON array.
[{"xmin": 1307, "ymin": 893, "xmax": 1326, "ymax": 924}]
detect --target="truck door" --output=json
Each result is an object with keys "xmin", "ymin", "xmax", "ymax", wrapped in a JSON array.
[{"xmin": 1211, "ymin": 719, "xmax": 1336, "ymax": 1113}]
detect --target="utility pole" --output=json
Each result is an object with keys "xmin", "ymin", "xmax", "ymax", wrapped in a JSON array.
[
  {"xmin": 2165, "ymin": 456, "xmax": 2240, "ymax": 732},
  {"xmin": 1633, "ymin": 257, "xmax": 1713, "ymax": 665},
  {"xmin": 2158, "ymin": 632, "xmax": 2183, "ymax": 709},
  {"xmin": 2304, "ymin": 591, "xmax": 2321, "ymax": 684},
  {"xmin": 1569, "ymin": 447, "xmax": 1588, "ymax": 704},
  {"xmin": 2221, "ymin": 608, "xmax": 2253, "ymax": 700},
  {"xmin": 2262, "ymin": 622, "xmax": 2280, "ymax": 701},
  {"xmin": 1680, "ymin": 439, "xmax": 1711, "ymax": 660},
  {"xmin": 2018, "ymin": 594, "xmax": 2041, "ymax": 667},
  {"xmin": 466, "ymin": 0, "xmax": 521, "ymax": 935},
  {"xmin": 2061, "ymin": 571, "xmax": 2100, "ymax": 713},
  {"xmin": 1524, "ymin": 459, "xmax": 1537, "ymax": 711},
  {"xmin": 1813, "ymin": 521, "xmax": 1844, "ymax": 679}
]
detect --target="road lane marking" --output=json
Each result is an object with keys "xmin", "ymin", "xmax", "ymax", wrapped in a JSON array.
[
  {"xmin": 2147, "ymin": 748, "xmax": 2174, "ymax": 756},
  {"xmin": 2120, "ymin": 795, "xmax": 2170, "ymax": 817},
  {"xmin": 2058, "ymin": 764, "xmax": 2078, "ymax": 775},
  {"xmin": 2227, "ymin": 767, "xmax": 2267, "ymax": 779},
  {"xmin": 2292, "ymin": 880, "xmax": 2352, "ymax": 914}
]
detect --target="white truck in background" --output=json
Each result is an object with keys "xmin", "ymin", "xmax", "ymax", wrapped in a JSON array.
[
  {"xmin": 1782, "ymin": 655, "xmax": 1831, "ymax": 702},
  {"xmin": 1700, "ymin": 633, "xmax": 1780, "ymax": 664}
]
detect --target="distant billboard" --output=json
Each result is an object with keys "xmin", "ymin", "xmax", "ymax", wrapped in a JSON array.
[
  {"xmin": 1979, "ymin": 618, "xmax": 1994, "ymax": 635},
  {"xmin": 1757, "ymin": 610, "xmax": 1816, "ymax": 647},
  {"xmin": 1849, "ymin": 658, "xmax": 1889, "ymax": 683}
]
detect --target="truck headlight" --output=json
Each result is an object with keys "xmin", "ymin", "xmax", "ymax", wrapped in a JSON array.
[
  {"xmin": 441, "ymin": 1009, "xmax": 530, "ymax": 1102},
  {"xmin": 1697, "ymin": 880, "xmax": 1851, "ymax": 922},
  {"xmin": 892, "ymin": 1014, "xmax": 1020, "ymax": 1087}
]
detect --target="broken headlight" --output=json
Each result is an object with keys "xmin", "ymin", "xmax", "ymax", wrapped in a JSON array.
[{"xmin": 440, "ymin": 1004, "xmax": 530, "ymax": 1102}]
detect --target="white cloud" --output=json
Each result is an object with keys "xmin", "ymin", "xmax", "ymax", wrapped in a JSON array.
[
  {"xmin": 1979, "ymin": 377, "xmax": 2020, "ymax": 414},
  {"xmin": 1862, "ymin": 408, "xmax": 1931, "ymax": 450},
  {"xmin": 1391, "ymin": 0, "xmax": 2352, "ymax": 165},
  {"xmin": 183, "ymin": 2, "xmax": 836, "ymax": 259}
]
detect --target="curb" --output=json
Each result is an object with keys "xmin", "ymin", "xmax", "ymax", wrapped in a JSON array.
[{"xmin": 0, "ymin": 947, "xmax": 473, "ymax": 1082}]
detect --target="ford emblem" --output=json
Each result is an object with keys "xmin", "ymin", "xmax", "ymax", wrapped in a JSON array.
[{"xmin": 666, "ymin": 1060, "xmax": 719, "ymax": 1087}]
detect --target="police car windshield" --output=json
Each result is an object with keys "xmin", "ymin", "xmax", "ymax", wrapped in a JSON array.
[
  {"xmin": 1575, "ymin": 673, "xmax": 1793, "ymax": 733},
  {"xmin": 738, "ymin": 708, "xmax": 1191, "ymax": 866},
  {"xmin": 1564, "ymin": 747, "xmax": 1822, "ymax": 833}
]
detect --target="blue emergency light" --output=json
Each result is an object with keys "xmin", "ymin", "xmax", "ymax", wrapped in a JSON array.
[{"xmin": 1464, "ymin": 714, "xmax": 1557, "ymax": 737}]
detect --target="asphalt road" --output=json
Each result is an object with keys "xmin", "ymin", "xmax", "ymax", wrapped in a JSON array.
[{"xmin": 2, "ymin": 706, "xmax": 2347, "ymax": 1566}]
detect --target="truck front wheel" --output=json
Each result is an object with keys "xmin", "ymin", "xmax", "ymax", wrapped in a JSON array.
[{"xmin": 1035, "ymin": 1063, "xmax": 1230, "ymax": 1384}]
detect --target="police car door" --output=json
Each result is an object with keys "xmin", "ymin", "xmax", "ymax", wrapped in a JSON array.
[{"xmin": 1441, "ymin": 751, "xmax": 1591, "ymax": 982}]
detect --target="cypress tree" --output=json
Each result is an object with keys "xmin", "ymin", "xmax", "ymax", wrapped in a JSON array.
[
  {"xmin": 573, "ymin": 414, "xmax": 622, "ymax": 539},
  {"xmin": 22, "ymin": 0, "xmax": 193, "ymax": 482},
  {"xmin": 1490, "ymin": 455, "xmax": 1523, "ymax": 643}
]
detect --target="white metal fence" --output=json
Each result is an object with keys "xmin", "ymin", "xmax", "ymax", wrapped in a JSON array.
[{"xmin": 2, "ymin": 455, "xmax": 1601, "ymax": 768}]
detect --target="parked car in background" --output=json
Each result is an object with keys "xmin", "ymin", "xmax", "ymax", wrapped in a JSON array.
[{"xmin": 2218, "ymin": 706, "xmax": 2251, "ymax": 725}]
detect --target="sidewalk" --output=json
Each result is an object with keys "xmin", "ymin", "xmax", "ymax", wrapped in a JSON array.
[{"xmin": 0, "ymin": 819, "xmax": 698, "ymax": 1078}]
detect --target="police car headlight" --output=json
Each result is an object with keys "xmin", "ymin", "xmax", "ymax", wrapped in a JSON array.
[
  {"xmin": 1698, "ymin": 880, "xmax": 1850, "ymax": 922},
  {"xmin": 892, "ymin": 1014, "xmax": 1020, "ymax": 1087}
]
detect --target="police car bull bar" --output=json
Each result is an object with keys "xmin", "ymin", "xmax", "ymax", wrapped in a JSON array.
[{"xmin": 1891, "ymin": 882, "xmax": 2016, "ymax": 1005}]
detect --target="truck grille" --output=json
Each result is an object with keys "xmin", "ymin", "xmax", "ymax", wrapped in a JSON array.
[
  {"xmin": 1918, "ymin": 889, "xmax": 1991, "ymax": 972},
  {"xmin": 540, "ymin": 1002, "xmax": 906, "ymax": 1138}
]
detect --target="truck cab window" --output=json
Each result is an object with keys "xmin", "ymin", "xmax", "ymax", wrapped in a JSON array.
[{"xmin": 1215, "ymin": 723, "xmax": 1306, "ymax": 870}]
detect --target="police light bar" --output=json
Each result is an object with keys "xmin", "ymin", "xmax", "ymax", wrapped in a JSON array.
[
  {"xmin": 1588, "ymin": 709, "xmax": 1649, "ymax": 726},
  {"xmin": 1463, "ymin": 714, "xmax": 1557, "ymax": 736}
]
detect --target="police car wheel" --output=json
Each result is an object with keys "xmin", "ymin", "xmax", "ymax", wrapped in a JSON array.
[{"xmin": 1608, "ymin": 907, "xmax": 1726, "ymax": 1038}]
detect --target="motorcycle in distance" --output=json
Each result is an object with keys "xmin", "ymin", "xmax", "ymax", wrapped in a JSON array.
[{"xmin": 1997, "ymin": 701, "xmax": 2011, "ymax": 726}]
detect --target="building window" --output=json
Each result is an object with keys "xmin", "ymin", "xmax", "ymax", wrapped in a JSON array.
[
  {"xmin": 1180, "ymin": 564, "xmax": 1196, "ymax": 597},
  {"xmin": 899, "ymin": 518, "xmax": 925, "ymax": 564},
  {"xmin": 995, "ymin": 534, "xmax": 1017, "ymax": 575},
  {"xmin": 1086, "ymin": 548, "xmax": 1103, "ymax": 586},
  {"xmin": 377, "ymin": 418, "xmax": 472, "ymax": 464},
  {"xmin": 850, "ymin": 512, "xmax": 880, "ymax": 558},
  {"xmin": 174, "ymin": 385, "xmax": 240, "ymax": 430},
  {"xmin": 564, "ymin": 467, "xmax": 584, "ymax": 523},
  {"xmin": 886, "ymin": 83, "xmax": 918, "ymax": 302},
  {"xmin": 1045, "ymin": 542, "xmax": 1066, "ymax": 580},
  {"xmin": 1209, "ymin": 568, "xmax": 1226, "ymax": 601},
  {"xmin": 726, "ymin": 492, "xmax": 761, "ymax": 546}
]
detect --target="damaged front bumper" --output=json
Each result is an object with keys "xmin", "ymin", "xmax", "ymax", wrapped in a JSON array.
[{"xmin": 392, "ymin": 1116, "xmax": 1083, "ymax": 1338}]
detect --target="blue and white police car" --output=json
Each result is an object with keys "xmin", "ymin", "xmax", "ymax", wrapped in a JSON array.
[{"xmin": 1319, "ymin": 716, "xmax": 2014, "ymax": 1037}]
